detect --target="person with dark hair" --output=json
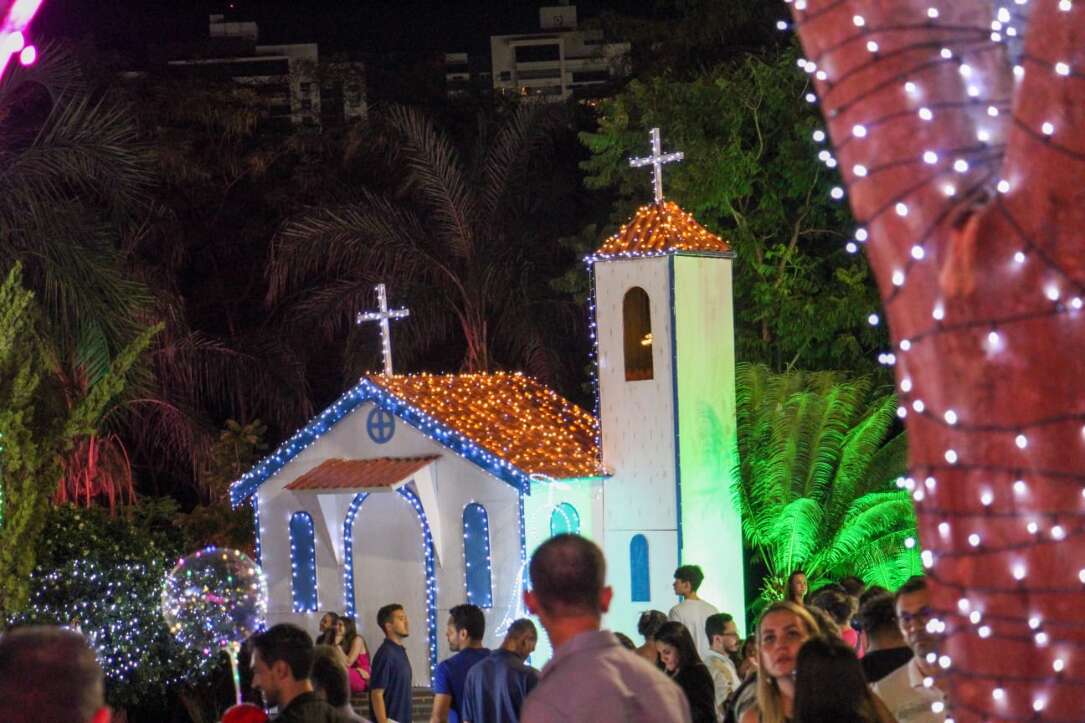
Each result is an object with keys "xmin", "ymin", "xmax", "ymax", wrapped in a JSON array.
[
  {"xmin": 431, "ymin": 604, "xmax": 490, "ymax": 723},
  {"xmin": 0, "ymin": 625, "xmax": 111, "ymax": 723},
  {"xmin": 871, "ymin": 577, "xmax": 947, "ymax": 722},
  {"xmin": 462, "ymin": 618, "xmax": 539, "ymax": 723},
  {"xmin": 859, "ymin": 585, "xmax": 890, "ymax": 608},
  {"xmin": 520, "ymin": 534, "xmax": 691, "ymax": 723},
  {"xmin": 838, "ymin": 576, "xmax": 866, "ymax": 599},
  {"xmin": 319, "ymin": 612, "xmax": 340, "ymax": 645},
  {"xmin": 792, "ymin": 637, "xmax": 895, "ymax": 723},
  {"xmin": 635, "ymin": 609, "xmax": 668, "ymax": 667},
  {"xmin": 371, "ymin": 604, "xmax": 413, "ymax": 723},
  {"xmin": 311, "ymin": 645, "xmax": 372, "ymax": 723},
  {"xmin": 856, "ymin": 593, "xmax": 913, "ymax": 683},
  {"xmin": 704, "ymin": 613, "xmax": 742, "ymax": 718},
  {"xmin": 614, "ymin": 632, "xmax": 637, "ymax": 650},
  {"xmin": 669, "ymin": 564, "xmax": 719, "ymax": 662},
  {"xmin": 655, "ymin": 621, "xmax": 717, "ymax": 723},
  {"xmin": 809, "ymin": 587, "xmax": 859, "ymax": 650},
  {"xmin": 251, "ymin": 623, "xmax": 352, "ymax": 722},
  {"xmin": 785, "ymin": 570, "xmax": 808, "ymax": 606},
  {"xmin": 330, "ymin": 617, "xmax": 372, "ymax": 694}
]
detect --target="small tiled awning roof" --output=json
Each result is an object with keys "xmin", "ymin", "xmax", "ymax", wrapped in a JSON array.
[
  {"xmin": 285, "ymin": 456, "xmax": 439, "ymax": 492},
  {"xmin": 595, "ymin": 200, "xmax": 731, "ymax": 257}
]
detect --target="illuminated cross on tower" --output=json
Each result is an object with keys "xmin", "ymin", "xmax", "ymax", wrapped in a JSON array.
[
  {"xmin": 629, "ymin": 127, "xmax": 684, "ymax": 205},
  {"xmin": 356, "ymin": 283, "xmax": 410, "ymax": 376}
]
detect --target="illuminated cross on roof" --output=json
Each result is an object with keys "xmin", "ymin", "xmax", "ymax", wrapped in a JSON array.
[
  {"xmin": 629, "ymin": 127, "xmax": 684, "ymax": 205},
  {"xmin": 356, "ymin": 283, "xmax": 410, "ymax": 376}
]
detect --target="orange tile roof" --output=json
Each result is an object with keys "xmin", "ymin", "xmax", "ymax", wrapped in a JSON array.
[
  {"xmin": 596, "ymin": 200, "xmax": 731, "ymax": 257},
  {"xmin": 286, "ymin": 456, "xmax": 439, "ymax": 491},
  {"xmin": 366, "ymin": 372, "xmax": 603, "ymax": 479}
]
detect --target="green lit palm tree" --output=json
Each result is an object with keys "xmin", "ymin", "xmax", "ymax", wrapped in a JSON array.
[
  {"xmin": 732, "ymin": 362, "xmax": 920, "ymax": 610},
  {"xmin": 267, "ymin": 102, "xmax": 574, "ymax": 380}
]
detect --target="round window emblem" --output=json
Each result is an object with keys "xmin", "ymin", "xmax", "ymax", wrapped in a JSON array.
[{"xmin": 366, "ymin": 407, "xmax": 395, "ymax": 444}]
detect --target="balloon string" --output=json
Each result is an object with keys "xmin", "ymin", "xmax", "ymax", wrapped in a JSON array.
[{"xmin": 226, "ymin": 641, "xmax": 242, "ymax": 707}]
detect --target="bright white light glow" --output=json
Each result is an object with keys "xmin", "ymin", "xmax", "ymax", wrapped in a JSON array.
[
  {"xmin": 988, "ymin": 105, "xmax": 1000, "ymax": 117},
  {"xmin": 1014, "ymin": 251, "xmax": 1026, "ymax": 264},
  {"xmin": 1045, "ymin": 284, "xmax": 1060, "ymax": 301},
  {"xmin": 1014, "ymin": 64, "xmax": 1025, "ymax": 78},
  {"xmin": 945, "ymin": 449, "xmax": 959, "ymax": 464},
  {"xmin": 818, "ymin": 150, "xmax": 831, "ymax": 161},
  {"xmin": 944, "ymin": 410, "xmax": 957, "ymax": 424},
  {"xmin": 896, "ymin": 202, "xmax": 909, "ymax": 216},
  {"xmin": 912, "ymin": 399, "xmax": 925, "ymax": 413},
  {"xmin": 853, "ymin": 164, "xmax": 868, "ymax": 177},
  {"xmin": 1016, "ymin": 433, "xmax": 1028, "ymax": 449},
  {"xmin": 919, "ymin": 107, "xmax": 933, "ymax": 120},
  {"xmin": 938, "ymin": 522, "xmax": 950, "ymax": 535},
  {"xmin": 981, "ymin": 490, "xmax": 993, "ymax": 506},
  {"xmin": 998, "ymin": 7, "xmax": 1011, "ymax": 21},
  {"xmin": 1052, "ymin": 525, "xmax": 1066, "ymax": 540},
  {"xmin": 905, "ymin": 81, "xmax": 918, "ymax": 94},
  {"xmin": 846, "ymin": 241, "xmax": 858, "ymax": 253},
  {"xmin": 933, "ymin": 303, "xmax": 945, "ymax": 320},
  {"xmin": 831, "ymin": 186, "xmax": 845, "ymax": 200},
  {"xmin": 1042, "ymin": 121, "xmax": 1055, "ymax": 135},
  {"xmin": 1012, "ymin": 563, "xmax": 1026, "ymax": 580},
  {"xmin": 923, "ymin": 151, "xmax": 938, "ymax": 164},
  {"xmin": 853, "ymin": 14, "xmax": 866, "ymax": 26},
  {"xmin": 853, "ymin": 124, "xmax": 867, "ymax": 138},
  {"xmin": 1013, "ymin": 479, "xmax": 1027, "ymax": 494},
  {"xmin": 942, "ymin": 184, "xmax": 957, "ymax": 197},
  {"xmin": 813, "ymin": 130, "xmax": 826, "ymax": 142},
  {"xmin": 993, "ymin": 688, "xmax": 1005, "ymax": 701},
  {"xmin": 776, "ymin": 20, "xmax": 788, "ymax": 30},
  {"xmin": 998, "ymin": 179, "xmax": 1011, "ymax": 193},
  {"xmin": 979, "ymin": 625, "xmax": 991, "ymax": 638},
  {"xmin": 892, "ymin": 270, "xmax": 905, "ymax": 286},
  {"xmin": 927, "ymin": 7, "xmax": 939, "ymax": 18},
  {"xmin": 940, "ymin": 48, "xmax": 952, "ymax": 59},
  {"xmin": 1028, "ymin": 521, "xmax": 1039, "ymax": 534},
  {"xmin": 966, "ymin": 84, "xmax": 980, "ymax": 97},
  {"xmin": 805, "ymin": 93, "xmax": 817, "ymax": 103},
  {"xmin": 911, "ymin": 245, "xmax": 925, "ymax": 259},
  {"xmin": 868, "ymin": 313, "xmax": 880, "ymax": 326},
  {"xmin": 953, "ymin": 159, "xmax": 969, "ymax": 172},
  {"xmin": 900, "ymin": 339, "xmax": 911, "ymax": 351},
  {"xmin": 1059, "ymin": 0, "xmax": 1072, "ymax": 10},
  {"xmin": 1056, "ymin": 62, "xmax": 1070, "ymax": 76},
  {"xmin": 977, "ymin": 129, "xmax": 991, "ymax": 143},
  {"xmin": 900, "ymin": 377, "xmax": 913, "ymax": 392},
  {"xmin": 867, "ymin": 41, "xmax": 879, "ymax": 52},
  {"xmin": 855, "ymin": 228, "xmax": 868, "ymax": 241},
  {"xmin": 959, "ymin": 63, "xmax": 973, "ymax": 77}
]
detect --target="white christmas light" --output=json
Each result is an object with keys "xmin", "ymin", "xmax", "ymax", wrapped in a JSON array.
[
  {"xmin": 981, "ymin": 490, "xmax": 993, "ymax": 506},
  {"xmin": 919, "ymin": 107, "xmax": 933, "ymax": 120},
  {"xmin": 940, "ymin": 48, "xmax": 952, "ymax": 59},
  {"xmin": 1072, "ymin": 297, "xmax": 1084, "ymax": 310},
  {"xmin": 852, "ymin": 124, "xmax": 867, "ymax": 138},
  {"xmin": 900, "ymin": 339, "xmax": 912, "ymax": 351},
  {"xmin": 997, "ymin": 179, "xmax": 1011, "ymax": 193},
  {"xmin": 1028, "ymin": 521, "xmax": 1039, "ymax": 534},
  {"xmin": 966, "ymin": 84, "xmax": 980, "ymax": 97},
  {"xmin": 911, "ymin": 245, "xmax": 925, "ymax": 259},
  {"xmin": 932, "ymin": 303, "xmax": 945, "ymax": 320},
  {"xmin": 1014, "ymin": 251, "xmax": 1026, "ymax": 264},
  {"xmin": 922, "ymin": 550, "xmax": 934, "ymax": 567},
  {"xmin": 896, "ymin": 202, "xmax": 909, "ymax": 216},
  {"xmin": 969, "ymin": 610, "xmax": 981, "ymax": 624},
  {"xmin": 901, "ymin": 377, "xmax": 913, "ymax": 392},
  {"xmin": 867, "ymin": 40, "xmax": 879, "ymax": 52},
  {"xmin": 987, "ymin": 330, "xmax": 1002, "ymax": 347},
  {"xmin": 818, "ymin": 150, "xmax": 832, "ymax": 161},
  {"xmin": 945, "ymin": 449, "xmax": 958, "ymax": 464},
  {"xmin": 776, "ymin": 20, "xmax": 788, "ymax": 30},
  {"xmin": 923, "ymin": 150, "xmax": 938, "ymax": 164},
  {"xmin": 1033, "ymin": 699, "xmax": 1046, "ymax": 713},
  {"xmin": 944, "ymin": 410, "xmax": 957, "ymax": 424},
  {"xmin": 868, "ymin": 313, "xmax": 880, "ymax": 326},
  {"xmin": 905, "ymin": 81, "xmax": 918, "ymax": 94},
  {"xmin": 1045, "ymin": 283, "xmax": 1060, "ymax": 301},
  {"xmin": 987, "ymin": 105, "xmax": 1000, "ymax": 117},
  {"xmin": 993, "ymin": 688, "xmax": 1005, "ymax": 701},
  {"xmin": 1052, "ymin": 525, "xmax": 1066, "ymax": 540},
  {"xmin": 997, "ymin": 7, "xmax": 1011, "ymax": 22},
  {"xmin": 1014, "ymin": 65, "xmax": 1025, "ymax": 78},
  {"xmin": 1035, "ymin": 632, "xmax": 1049, "ymax": 646},
  {"xmin": 942, "ymin": 184, "xmax": 957, "ymax": 197},
  {"xmin": 855, "ymin": 228, "xmax": 869, "ymax": 241},
  {"xmin": 1059, "ymin": 0, "xmax": 1072, "ymax": 10},
  {"xmin": 938, "ymin": 522, "xmax": 951, "ymax": 535},
  {"xmin": 853, "ymin": 164, "xmax": 868, "ymax": 177},
  {"xmin": 1015, "ymin": 433, "xmax": 1028, "ymax": 449},
  {"xmin": 938, "ymin": 655, "xmax": 951, "ymax": 669},
  {"xmin": 813, "ymin": 129, "xmax": 826, "ymax": 142},
  {"xmin": 1053, "ymin": 658, "xmax": 1065, "ymax": 672},
  {"xmin": 815, "ymin": 70, "xmax": 827, "ymax": 81},
  {"xmin": 1012, "ymin": 563, "xmax": 1026, "ymax": 580},
  {"xmin": 1042, "ymin": 121, "xmax": 1055, "ymax": 135},
  {"xmin": 805, "ymin": 93, "xmax": 817, "ymax": 103},
  {"xmin": 831, "ymin": 186, "xmax": 845, "ymax": 199},
  {"xmin": 846, "ymin": 241, "xmax": 858, "ymax": 253},
  {"xmin": 898, "ymin": 406, "xmax": 908, "ymax": 419},
  {"xmin": 905, "ymin": 536, "xmax": 916, "ymax": 548},
  {"xmin": 959, "ymin": 63, "xmax": 973, "ymax": 78},
  {"xmin": 953, "ymin": 159, "xmax": 969, "ymax": 173},
  {"xmin": 1013, "ymin": 479, "xmax": 1028, "ymax": 494},
  {"xmin": 892, "ymin": 270, "xmax": 905, "ymax": 286},
  {"xmin": 927, "ymin": 7, "xmax": 939, "ymax": 18},
  {"xmin": 979, "ymin": 625, "xmax": 991, "ymax": 638},
  {"xmin": 1056, "ymin": 61, "xmax": 1070, "ymax": 76},
  {"xmin": 853, "ymin": 14, "xmax": 866, "ymax": 26},
  {"xmin": 912, "ymin": 399, "xmax": 926, "ymax": 413},
  {"xmin": 977, "ymin": 128, "xmax": 991, "ymax": 143}
]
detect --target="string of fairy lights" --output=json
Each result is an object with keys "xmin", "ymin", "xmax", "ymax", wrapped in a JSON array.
[
  {"xmin": 782, "ymin": 0, "xmax": 1085, "ymax": 719},
  {"xmin": 289, "ymin": 511, "xmax": 318, "ymax": 613},
  {"xmin": 462, "ymin": 501, "xmax": 494, "ymax": 608}
]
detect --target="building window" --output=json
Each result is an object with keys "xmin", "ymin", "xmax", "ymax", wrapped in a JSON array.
[
  {"xmin": 630, "ymin": 534, "xmax": 650, "ymax": 602},
  {"xmin": 462, "ymin": 503, "xmax": 493, "ymax": 608},
  {"xmin": 549, "ymin": 502, "xmax": 580, "ymax": 537},
  {"xmin": 289, "ymin": 512, "xmax": 318, "ymax": 612},
  {"xmin": 623, "ymin": 287, "xmax": 654, "ymax": 381},
  {"xmin": 515, "ymin": 44, "xmax": 560, "ymax": 63}
]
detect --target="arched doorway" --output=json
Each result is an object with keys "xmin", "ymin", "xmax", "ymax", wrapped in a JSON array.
[{"xmin": 345, "ymin": 488, "xmax": 436, "ymax": 685}]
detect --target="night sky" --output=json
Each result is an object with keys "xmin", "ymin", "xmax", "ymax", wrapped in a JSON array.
[{"xmin": 35, "ymin": 0, "xmax": 646, "ymax": 57}]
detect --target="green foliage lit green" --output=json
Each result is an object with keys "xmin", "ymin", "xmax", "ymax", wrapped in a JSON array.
[
  {"xmin": 0, "ymin": 265, "xmax": 156, "ymax": 614},
  {"xmin": 732, "ymin": 363, "xmax": 921, "ymax": 614},
  {"xmin": 580, "ymin": 49, "xmax": 887, "ymax": 375}
]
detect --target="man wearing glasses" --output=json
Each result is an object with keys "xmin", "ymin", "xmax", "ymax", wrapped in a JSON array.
[
  {"xmin": 871, "ymin": 577, "xmax": 947, "ymax": 722},
  {"xmin": 703, "ymin": 614, "xmax": 742, "ymax": 721}
]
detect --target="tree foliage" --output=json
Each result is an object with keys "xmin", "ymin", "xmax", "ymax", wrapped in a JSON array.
[
  {"xmin": 580, "ymin": 48, "xmax": 887, "ymax": 375},
  {"xmin": 268, "ymin": 102, "xmax": 584, "ymax": 385},
  {"xmin": 0, "ymin": 265, "xmax": 156, "ymax": 614},
  {"xmin": 732, "ymin": 362, "xmax": 920, "ymax": 612}
]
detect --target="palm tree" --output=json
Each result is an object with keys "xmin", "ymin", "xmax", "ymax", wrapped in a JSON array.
[
  {"xmin": 732, "ymin": 362, "xmax": 920, "ymax": 610},
  {"xmin": 267, "ymin": 102, "xmax": 576, "ymax": 381}
]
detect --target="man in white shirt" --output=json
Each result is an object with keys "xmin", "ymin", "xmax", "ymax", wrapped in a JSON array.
[
  {"xmin": 702, "ymin": 613, "xmax": 741, "ymax": 721},
  {"xmin": 668, "ymin": 565, "xmax": 719, "ymax": 663},
  {"xmin": 871, "ymin": 577, "xmax": 947, "ymax": 723}
]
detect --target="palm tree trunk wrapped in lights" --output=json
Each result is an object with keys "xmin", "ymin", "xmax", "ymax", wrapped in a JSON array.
[{"xmin": 787, "ymin": 2, "xmax": 1084, "ymax": 719}]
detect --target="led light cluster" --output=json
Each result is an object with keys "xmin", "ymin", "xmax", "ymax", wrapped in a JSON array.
[
  {"xmin": 231, "ymin": 373, "xmax": 603, "ymax": 509},
  {"xmin": 785, "ymin": 1, "xmax": 1085, "ymax": 719},
  {"xmin": 341, "ymin": 491, "xmax": 369, "ymax": 619},
  {"xmin": 289, "ymin": 511, "xmax": 318, "ymax": 613},
  {"xmin": 462, "ymin": 501, "xmax": 494, "ymax": 608},
  {"xmin": 593, "ymin": 200, "xmax": 732, "ymax": 260}
]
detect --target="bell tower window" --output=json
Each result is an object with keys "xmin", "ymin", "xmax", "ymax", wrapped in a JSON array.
[{"xmin": 623, "ymin": 287, "xmax": 654, "ymax": 381}]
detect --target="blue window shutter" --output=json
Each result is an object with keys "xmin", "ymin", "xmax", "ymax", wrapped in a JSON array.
[
  {"xmin": 289, "ymin": 512, "xmax": 318, "ymax": 612},
  {"xmin": 549, "ymin": 502, "xmax": 581, "ymax": 537},
  {"xmin": 463, "ymin": 503, "xmax": 494, "ymax": 608},
  {"xmin": 630, "ymin": 534, "xmax": 650, "ymax": 602}
]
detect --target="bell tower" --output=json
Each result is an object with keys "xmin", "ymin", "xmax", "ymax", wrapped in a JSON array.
[{"xmin": 593, "ymin": 129, "xmax": 745, "ymax": 635}]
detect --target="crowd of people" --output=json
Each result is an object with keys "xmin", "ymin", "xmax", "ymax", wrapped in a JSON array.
[{"xmin": 0, "ymin": 534, "xmax": 945, "ymax": 723}]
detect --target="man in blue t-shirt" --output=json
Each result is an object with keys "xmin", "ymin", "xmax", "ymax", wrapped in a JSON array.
[
  {"xmin": 430, "ymin": 604, "xmax": 490, "ymax": 723},
  {"xmin": 461, "ymin": 618, "xmax": 540, "ymax": 723},
  {"xmin": 371, "ymin": 603, "xmax": 413, "ymax": 723}
]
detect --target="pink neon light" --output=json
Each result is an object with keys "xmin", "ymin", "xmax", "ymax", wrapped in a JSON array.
[{"xmin": 0, "ymin": 0, "xmax": 45, "ymax": 80}]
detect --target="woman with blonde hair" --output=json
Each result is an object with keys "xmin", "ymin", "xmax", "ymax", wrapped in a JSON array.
[{"xmin": 740, "ymin": 601, "xmax": 819, "ymax": 723}]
